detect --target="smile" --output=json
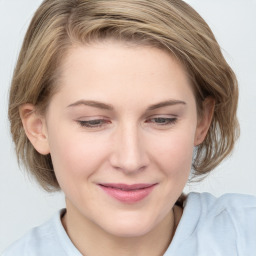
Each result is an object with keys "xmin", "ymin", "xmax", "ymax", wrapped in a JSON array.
[{"xmin": 98, "ymin": 183, "xmax": 157, "ymax": 203}]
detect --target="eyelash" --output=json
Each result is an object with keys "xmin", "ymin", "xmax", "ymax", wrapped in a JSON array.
[
  {"xmin": 78, "ymin": 119, "xmax": 109, "ymax": 128},
  {"xmin": 77, "ymin": 117, "xmax": 177, "ymax": 129},
  {"xmin": 146, "ymin": 117, "xmax": 177, "ymax": 126}
]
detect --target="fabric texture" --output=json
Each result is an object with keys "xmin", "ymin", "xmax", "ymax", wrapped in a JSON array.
[{"xmin": 2, "ymin": 192, "xmax": 256, "ymax": 256}]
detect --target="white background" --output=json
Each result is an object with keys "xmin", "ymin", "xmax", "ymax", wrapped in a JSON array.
[{"xmin": 0, "ymin": 0, "xmax": 255, "ymax": 253}]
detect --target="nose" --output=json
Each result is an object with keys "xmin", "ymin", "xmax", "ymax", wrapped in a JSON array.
[{"xmin": 109, "ymin": 123, "xmax": 149, "ymax": 174}]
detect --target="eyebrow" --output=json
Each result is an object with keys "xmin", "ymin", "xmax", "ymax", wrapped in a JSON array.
[
  {"xmin": 146, "ymin": 99, "xmax": 186, "ymax": 111},
  {"xmin": 67, "ymin": 100, "xmax": 114, "ymax": 110},
  {"xmin": 67, "ymin": 99, "xmax": 186, "ymax": 111}
]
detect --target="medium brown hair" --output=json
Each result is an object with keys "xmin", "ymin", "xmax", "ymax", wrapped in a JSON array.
[{"xmin": 8, "ymin": 0, "xmax": 239, "ymax": 191}]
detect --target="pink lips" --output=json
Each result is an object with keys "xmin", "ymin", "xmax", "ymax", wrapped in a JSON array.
[{"xmin": 98, "ymin": 183, "xmax": 157, "ymax": 203}]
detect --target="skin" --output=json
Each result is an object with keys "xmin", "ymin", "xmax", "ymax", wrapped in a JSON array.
[{"xmin": 20, "ymin": 41, "xmax": 214, "ymax": 256}]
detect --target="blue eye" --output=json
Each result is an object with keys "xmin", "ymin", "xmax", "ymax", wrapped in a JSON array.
[
  {"xmin": 77, "ymin": 117, "xmax": 177, "ymax": 129},
  {"xmin": 147, "ymin": 117, "xmax": 177, "ymax": 126},
  {"xmin": 77, "ymin": 119, "xmax": 109, "ymax": 128}
]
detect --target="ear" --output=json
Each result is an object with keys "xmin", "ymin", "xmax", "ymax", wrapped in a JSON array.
[
  {"xmin": 194, "ymin": 97, "xmax": 215, "ymax": 146},
  {"xmin": 19, "ymin": 104, "xmax": 50, "ymax": 155}
]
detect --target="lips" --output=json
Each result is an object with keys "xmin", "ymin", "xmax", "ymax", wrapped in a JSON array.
[
  {"xmin": 98, "ymin": 183, "xmax": 157, "ymax": 203},
  {"xmin": 100, "ymin": 183, "xmax": 155, "ymax": 190}
]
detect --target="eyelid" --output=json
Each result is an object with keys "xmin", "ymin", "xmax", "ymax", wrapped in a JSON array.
[
  {"xmin": 76, "ymin": 118, "xmax": 111, "ymax": 129},
  {"xmin": 145, "ymin": 115, "xmax": 178, "ymax": 127},
  {"xmin": 75, "ymin": 114, "xmax": 178, "ymax": 129},
  {"xmin": 145, "ymin": 114, "xmax": 178, "ymax": 120}
]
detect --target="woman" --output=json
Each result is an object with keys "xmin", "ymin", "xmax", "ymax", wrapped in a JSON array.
[{"xmin": 4, "ymin": 0, "xmax": 256, "ymax": 255}]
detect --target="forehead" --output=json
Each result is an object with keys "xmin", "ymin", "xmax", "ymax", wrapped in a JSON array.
[{"xmin": 52, "ymin": 41, "xmax": 195, "ymax": 109}]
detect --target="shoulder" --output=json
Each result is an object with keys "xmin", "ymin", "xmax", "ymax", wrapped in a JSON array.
[
  {"xmin": 191, "ymin": 193, "xmax": 256, "ymax": 254},
  {"xmin": 2, "ymin": 209, "xmax": 79, "ymax": 256},
  {"xmin": 186, "ymin": 192, "xmax": 256, "ymax": 223},
  {"xmin": 186, "ymin": 192, "xmax": 256, "ymax": 211},
  {"xmin": 185, "ymin": 192, "xmax": 256, "ymax": 233},
  {"xmin": 167, "ymin": 193, "xmax": 256, "ymax": 255}
]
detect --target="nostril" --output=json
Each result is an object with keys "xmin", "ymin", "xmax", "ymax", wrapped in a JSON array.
[{"xmin": 109, "ymin": 128, "xmax": 149, "ymax": 172}]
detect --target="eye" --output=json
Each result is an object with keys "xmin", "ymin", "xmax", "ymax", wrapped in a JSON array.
[
  {"xmin": 77, "ymin": 119, "xmax": 110, "ymax": 128},
  {"xmin": 146, "ymin": 117, "xmax": 177, "ymax": 126}
]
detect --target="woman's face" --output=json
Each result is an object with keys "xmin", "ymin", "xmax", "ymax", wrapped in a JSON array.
[{"xmin": 42, "ymin": 41, "xmax": 208, "ymax": 237}]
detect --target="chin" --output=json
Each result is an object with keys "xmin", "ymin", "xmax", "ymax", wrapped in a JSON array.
[{"xmin": 101, "ymin": 215, "xmax": 157, "ymax": 238}]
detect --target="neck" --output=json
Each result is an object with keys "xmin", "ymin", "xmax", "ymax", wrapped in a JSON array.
[{"xmin": 61, "ymin": 201, "xmax": 182, "ymax": 256}]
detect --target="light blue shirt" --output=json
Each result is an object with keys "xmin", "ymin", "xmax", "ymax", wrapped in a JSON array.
[{"xmin": 2, "ymin": 193, "xmax": 256, "ymax": 256}]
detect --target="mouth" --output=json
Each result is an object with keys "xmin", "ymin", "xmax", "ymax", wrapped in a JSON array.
[{"xmin": 98, "ymin": 183, "xmax": 157, "ymax": 203}]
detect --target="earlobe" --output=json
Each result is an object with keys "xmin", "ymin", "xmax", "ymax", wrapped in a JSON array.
[
  {"xmin": 194, "ymin": 97, "xmax": 215, "ymax": 146},
  {"xmin": 19, "ymin": 104, "xmax": 50, "ymax": 155}
]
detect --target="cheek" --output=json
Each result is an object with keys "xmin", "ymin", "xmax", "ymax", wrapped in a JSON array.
[
  {"xmin": 47, "ymin": 127, "xmax": 108, "ymax": 182},
  {"xmin": 150, "ymin": 128, "xmax": 195, "ymax": 177}
]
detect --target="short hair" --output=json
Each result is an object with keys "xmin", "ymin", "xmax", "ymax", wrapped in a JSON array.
[{"xmin": 8, "ymin": 0, "xmax": 239, "ymax": 191}]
